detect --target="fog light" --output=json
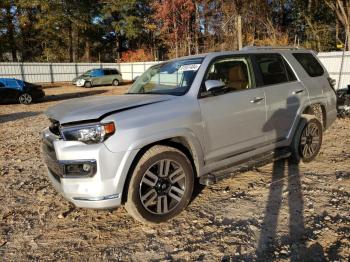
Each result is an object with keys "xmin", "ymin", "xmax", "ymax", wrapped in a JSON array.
[
  {"xmin": 66, "ymin": 164, "xmax": 81, "ymax": 173},
  {"xmin": 82, "ymin": 163, "xmax": 91, "ymax": 172},
  {"xmin": 62, "ymin": 160, "xmax": 97, "ymax": 177}
]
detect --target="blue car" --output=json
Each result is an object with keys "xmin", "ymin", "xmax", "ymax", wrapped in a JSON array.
[{"xmin": 0, "ymin": 78, "xmax": 45, "ymax": 104}]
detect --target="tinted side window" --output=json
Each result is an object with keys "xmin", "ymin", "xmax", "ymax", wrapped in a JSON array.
[
  {"xmin": 104, "ymin": 69, "xmax": 112, "ymax": 75},
  {"xmin": 293, "ymin": 53, "xmax": 324, "ymax": 77},
  {"xmin": 254, "ymin": 54, "xmax": 288, "ymax": 85}
]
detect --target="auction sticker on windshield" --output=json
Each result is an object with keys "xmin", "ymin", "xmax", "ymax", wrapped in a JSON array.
[{"xmin": 178, "ymin": 64, "xmax": 201, "ymax": 72}]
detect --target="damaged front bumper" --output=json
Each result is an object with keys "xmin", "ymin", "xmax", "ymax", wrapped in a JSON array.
[{"xmin": 41, "ymin": 127, "xmax": 124, "ymax": 209}]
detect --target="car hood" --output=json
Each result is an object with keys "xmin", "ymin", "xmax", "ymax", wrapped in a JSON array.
[
  {"xmin": 46, "ymin": 94, "xmax": 173, "ymax": 124},
  {"xmin": 73, "ymin": 75, "xmax": 89, "ymax": 81}
]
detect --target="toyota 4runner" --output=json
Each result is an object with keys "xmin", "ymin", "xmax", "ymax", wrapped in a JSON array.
[{"xmin": 42, "ymin": 47, "xmax": 337, "ymax": 224}]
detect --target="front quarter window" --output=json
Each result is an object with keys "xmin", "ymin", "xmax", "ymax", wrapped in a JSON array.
[{"xmin": 128, "ymin": 58, "xmax": 203, "ymax": 96}]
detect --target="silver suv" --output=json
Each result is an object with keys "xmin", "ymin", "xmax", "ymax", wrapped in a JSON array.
[{"xmin": 42, "ymin": 47, "xmax": 337, "ymax": 224}]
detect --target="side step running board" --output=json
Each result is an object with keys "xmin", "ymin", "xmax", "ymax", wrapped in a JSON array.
[{"xmin": 199, "ymin": 149, "xmax": 291, "ymax": 186}]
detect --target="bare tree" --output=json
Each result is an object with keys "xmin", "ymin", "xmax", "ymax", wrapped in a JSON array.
[{"xmin": 325, "ymin": 0, "xmax": 350, "ymax": 49}]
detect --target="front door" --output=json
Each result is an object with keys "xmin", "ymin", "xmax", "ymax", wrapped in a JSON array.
[
  {"xmin": 101, "ymin": 69, "xmax": 110, "ymax": 85},
  {"xmin": 91, "ymin": 69, "xmax": 104, "ymax": 86},
  {"xmin": 2, "ymin": 79, "xmax": 20, "ymax": 102},
  {"xmin": 0, "ymin": 81, "xmax": 7, "ymax": 102},
  {"xmin": 198, "ymin": 55, "xmax": 267, "ymax": 164}
]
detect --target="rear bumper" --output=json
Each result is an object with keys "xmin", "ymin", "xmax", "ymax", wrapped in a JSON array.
[
  {"xmin": 325, "ymin": 108, "xmax": 337, "ymax": 129},
  {"xmin": 31, "ymin": 89, "xmax": 45, "ymax": 99}
]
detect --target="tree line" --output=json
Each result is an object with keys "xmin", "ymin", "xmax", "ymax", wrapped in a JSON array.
[{"xmin": 0, "ymin": 0, "xmax": 349, "ymax": 63}]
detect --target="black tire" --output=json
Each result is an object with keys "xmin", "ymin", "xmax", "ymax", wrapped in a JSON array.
[
  {"xmin": 18, "ymin": 93, "xmax": 33, "ymax": 105},
  {"xmin": 112, "ymin": 79, "xmax": 119, "ymax": 86},
  {"xmin": 125, "ymin": 145, "xmax": 194, "ymax": 224},
  {"xmin": 84, "ymin": 81, "xmax": 92, "ymax": 88},
  {"xmin": 290, "ymin": 115, "xmax": 323, "ymax": 164}
]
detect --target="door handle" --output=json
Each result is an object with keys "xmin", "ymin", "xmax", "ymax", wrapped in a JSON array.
[
  {"xmin": 292, "ymin": 89, "xmax": 304, "ymax": 95},
  {"xmin": 250, "ymin": 97, "xmax": 265, "ymax": 103}
]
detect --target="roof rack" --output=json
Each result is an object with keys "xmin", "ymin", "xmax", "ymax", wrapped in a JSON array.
[{"xmin": 240, "ymin": 46, "xmax": 301, "ymax": 51}]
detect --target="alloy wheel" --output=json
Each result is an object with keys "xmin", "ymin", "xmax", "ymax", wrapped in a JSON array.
[
  {"xmin": 139, "ymin": 159, "xmax": 186, "ymax": 215},
  {"xmin": 299, "ymin": 122, "xmax": 321, "ymax": 159},
  {"xmin": 19, "ymin": 93, "xmax": 33, "ymax": 104}
]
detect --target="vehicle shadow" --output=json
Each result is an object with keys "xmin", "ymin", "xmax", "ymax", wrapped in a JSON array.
[
  {"xmin": 42, "ymin": 90, "xmax": 108, "ymax": 103},
  {"xmin": 254, "ymin": 158, "xmax": 328, "ymax": 261},
  {"xmin": 255, "ymin": 96, "xmax": 325, "ymax": 260},
  {"xmin": 220, "ymin": 96, "xmax": 328, "ymax": 261},
  {"xmin": 0, "ymin": 111, "xmax": 42, "ymax": 124}
]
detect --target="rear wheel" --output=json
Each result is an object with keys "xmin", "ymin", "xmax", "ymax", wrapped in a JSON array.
[
  {"xmin": 112, "ymin": 79, "xmax": 119, "ymax": 86},
  {"xmin": 84, "ymin": 81, "xmax": 92, "ymax": 88},
  {"xmin": 18, "ymin": 93, "xmax": 33, "ymax": 105},
  {"xmin": 125, "ymin": 145, "xmax": 194, "ymax": 224},
  {"xmin": 290, "ymin": 115, "xmax": 323, "ymax": 163}
]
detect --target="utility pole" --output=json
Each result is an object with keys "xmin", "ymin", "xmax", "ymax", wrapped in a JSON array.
[
  {"xmin": 338, "ymin": 34, "xmax": 348, "ymax": 90},
  {"xmin": 237, "ymin": 16, "xmax": 242, "ymax": 50}
]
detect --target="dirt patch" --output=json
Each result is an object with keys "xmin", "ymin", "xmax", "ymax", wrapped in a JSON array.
[{"xmin": 0, "ymin": 85, "xmax": 349, "ymax": 261}]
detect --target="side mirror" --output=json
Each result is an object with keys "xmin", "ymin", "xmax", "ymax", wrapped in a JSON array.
[{"xmin": 205, "ymin": 80, "xmax": 225, "ymax": 92}]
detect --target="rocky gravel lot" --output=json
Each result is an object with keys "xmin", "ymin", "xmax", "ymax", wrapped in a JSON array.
[{"xmin": 0, "ymin": 84, "xmax": 349, "ymax": 261}]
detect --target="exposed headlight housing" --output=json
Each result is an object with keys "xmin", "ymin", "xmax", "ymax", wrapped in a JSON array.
[{"xmin": 61, "ymin": 122, "xmax": 115, "ymax": 144}]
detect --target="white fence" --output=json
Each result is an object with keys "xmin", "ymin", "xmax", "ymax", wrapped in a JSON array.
[
  {"xmin": 0, "ymin": 62, "xmax": 160, "ymax": 83},
  {"xmin": 0, "ymin": 52, "xmax": 350, "ymax": 88},
  {"xmin": 318, "ymin": 52, "xmax": 350, "ymax": 90}
]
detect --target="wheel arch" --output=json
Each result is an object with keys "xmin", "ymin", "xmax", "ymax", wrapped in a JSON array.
[
  {"xmin": 302, "ymin": 102, "xmax": 327, "ymax": 129},
  {"xmin": 121, "ymin": 135, "xmax": 204, "ymax": 204}
]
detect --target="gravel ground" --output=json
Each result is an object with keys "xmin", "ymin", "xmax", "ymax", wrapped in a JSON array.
[{"xmin": 0, "ymin": 85, "xmax": 349, "ymax": 261}]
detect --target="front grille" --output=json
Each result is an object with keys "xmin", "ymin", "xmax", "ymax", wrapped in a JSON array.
[{"xmin": 49, "ymin": 119, "xmax": 61, "ymax": 136}]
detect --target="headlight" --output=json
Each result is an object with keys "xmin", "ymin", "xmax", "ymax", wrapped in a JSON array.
[{"xmin": 61, "ymin": 122, "xmax": 115, "ymax": 144}]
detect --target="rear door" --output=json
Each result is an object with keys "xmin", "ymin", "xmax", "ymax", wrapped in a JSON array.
[
  {"xmin": 292, "ymin": 52, "xmax": 334, "ymax": 102},
  {"xmin": 110, "ymin": 69, "xmax": 121, "ymax": 81},
  {"xmin": 252, "ymin": 53, "xmax": 309, "ymax": 143},
  {"xmin": 102, "ymin": 69, "xmax": 113, "ymax": 85},
  {"xmin": 198, "ymin": 55, "xmax": 267, "ymax": 164}
]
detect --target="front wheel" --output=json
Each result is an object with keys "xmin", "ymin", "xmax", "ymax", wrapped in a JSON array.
[
  {"xmin": 18, "ymin": 93, "xmax": 33, "ymax": 104},
  {"xmin": 112, "ymin": 79, "xmax": 119, "ymax": 86},
  {"xmin": 125, "ymin": 145, "xmax": 194, "ymax": 224},
  {"xmin": 84, "ymin": 81, "xmax": 92, "ymax": 88},
  {"xmin": 290, "ymin": 115, "xmax": 323, "ymax": 163}
]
